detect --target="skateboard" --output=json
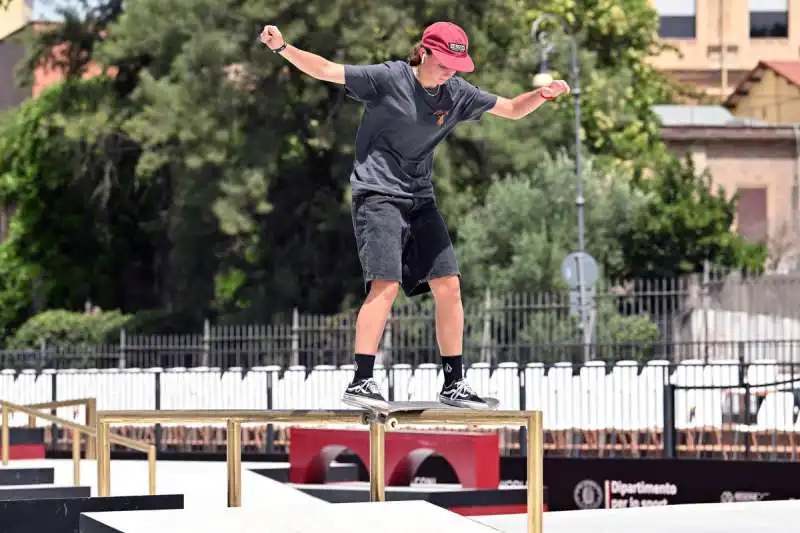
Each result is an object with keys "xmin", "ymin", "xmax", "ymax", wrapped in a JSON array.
[{"xmin": 356, "ymin": 398, "xmax": 500, "ymax": 429}]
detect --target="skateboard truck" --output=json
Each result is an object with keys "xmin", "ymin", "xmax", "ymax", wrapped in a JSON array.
[{"xmin": 354, "ymin": 398, "xmax": 500, "ymax": 430}]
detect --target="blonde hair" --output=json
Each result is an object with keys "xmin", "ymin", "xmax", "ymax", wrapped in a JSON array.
[{"xmin": 408, "ymin": 41, "xmax": 430, "ymax": 66}]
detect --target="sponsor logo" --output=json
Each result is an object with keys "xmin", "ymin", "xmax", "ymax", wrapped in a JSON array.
[
  {"xmin": 448, "ymin": 42, "xmax": 466, "ymax": 53},
  {"xmin": 573, "ymin": 479, "xmax": 604, "ymax": 509},
  {"xmin": 721, "ymin": 491, "xmax": 770, "ymax": 503}
]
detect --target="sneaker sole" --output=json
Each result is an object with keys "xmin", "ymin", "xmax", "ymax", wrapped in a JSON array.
[
  {"xmin": 439, "ymin": 396, "xmax": 491, "ymax": 409},
  {"xmin": 342, "ymin": 393, "xmax": 389, "ymax": 411}
]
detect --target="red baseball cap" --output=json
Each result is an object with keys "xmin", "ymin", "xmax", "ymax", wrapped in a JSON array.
[{"xmin": 421, "ymin": 22, "xmax": 475, "ymax": 72}]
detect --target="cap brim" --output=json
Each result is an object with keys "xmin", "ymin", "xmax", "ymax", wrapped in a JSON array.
[{"xmin": 431, "ymin": 49, "xmax": 475, "ymax": 72}]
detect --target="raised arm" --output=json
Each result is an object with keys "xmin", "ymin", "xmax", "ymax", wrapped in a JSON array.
[
  {"xmin": 259, "ymin": 25, "xmax": 344, "ymax": 84},
  {"xmin": 487, "ymin": 81, "xmax": 571, "ymax": 120}
]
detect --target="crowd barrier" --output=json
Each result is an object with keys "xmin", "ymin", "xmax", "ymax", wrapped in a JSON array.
[{"xmin": 1, "ymin": 359, "xmax": 797, "ymax": 458}]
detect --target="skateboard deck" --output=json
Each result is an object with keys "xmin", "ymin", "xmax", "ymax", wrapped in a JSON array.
[{"xmin": 356, "ymin": 398, "xmax": 500, "ymax": 428}]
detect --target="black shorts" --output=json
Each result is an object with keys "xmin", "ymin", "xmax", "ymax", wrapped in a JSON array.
[{"xmin": 351, "ymin": 192, "xmax": 460, "ymax": 296}]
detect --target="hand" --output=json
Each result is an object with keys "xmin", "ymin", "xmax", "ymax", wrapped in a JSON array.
[
  {"xmin": 259, "ymin": 24, "xmax": 285, "ymax": 50},
  {"xmin": 540, "ymin": 80, "xmax": 570, "ymax": 100}
]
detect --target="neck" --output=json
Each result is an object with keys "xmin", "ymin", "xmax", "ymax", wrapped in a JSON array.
[{"xmin": 413, "ymin": 65, "xmax": 438, "ymax": 89}]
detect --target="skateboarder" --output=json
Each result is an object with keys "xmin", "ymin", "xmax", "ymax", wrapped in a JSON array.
[{"xmin": 259, "ymin": 21, "xmax": 569, "ymax": 410}]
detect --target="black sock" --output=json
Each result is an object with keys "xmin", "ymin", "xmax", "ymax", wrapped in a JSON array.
[
  {"xmin": 441, "ymin": 355, "xmax": 463, "ymax": 386},
  {"xmin": 353, "ymin": 353, "xmax": 375, "ymax": 381}
]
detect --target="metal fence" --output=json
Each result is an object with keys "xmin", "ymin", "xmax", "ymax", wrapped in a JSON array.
[
  {"xmin": 3, "ymin": 269, "xmax": 800, "ymax": 370},
  {"xmin": 2, "ymin": 360, "xmax": 799, "ymax": 460}
]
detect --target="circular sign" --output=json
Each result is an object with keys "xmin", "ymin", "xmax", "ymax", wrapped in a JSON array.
[{"xmin": 561, "ymin": 252, "xmax": 598, "ymax": 289}]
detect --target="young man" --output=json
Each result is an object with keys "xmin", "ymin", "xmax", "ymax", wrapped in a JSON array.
[{"xmin": 259, "ymin": 21, "xmax": 569, "ymax": 410}]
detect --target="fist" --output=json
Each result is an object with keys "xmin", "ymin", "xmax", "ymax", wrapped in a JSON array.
[
  {"xmin": 540, "ymin": 80, "xmax": 570, "ymax": 100},
  {"xmin": 259, "ymin": 25, "xmax": 285, "ymax": 50}
]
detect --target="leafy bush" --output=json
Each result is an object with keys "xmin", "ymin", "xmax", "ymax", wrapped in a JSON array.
[{"xmin": 6, "ymin": 309, "xmax": 132, "ymax": 349}]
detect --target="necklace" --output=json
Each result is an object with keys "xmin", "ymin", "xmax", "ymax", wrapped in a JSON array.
[{"xmin": 412, "ymin": 66, "xmax": 439, "ymax": 96}]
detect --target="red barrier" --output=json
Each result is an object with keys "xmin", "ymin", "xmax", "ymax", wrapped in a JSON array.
[
  {"xmin": 289, "ymin": 428, "xmax": 500, "ymax": 489},
  {"xmin": 8, "ymin": 444, "xmax": 46, "ymax": 460}
]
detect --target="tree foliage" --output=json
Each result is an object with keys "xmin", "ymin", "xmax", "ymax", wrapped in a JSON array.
[
  {"xmin": 618, "ymin": 155, "xmax": 767, "ymax": 279},
  {"xmin": 455, "ymin": 151, "xmax": 645, "ymax": 296},
  {"xmin": 0, "ymin": 0, "xmax": 767, "ymax": 344}
]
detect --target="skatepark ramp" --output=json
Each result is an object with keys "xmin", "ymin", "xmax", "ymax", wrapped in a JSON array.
[{"xmin": 92, "ymin": 405, "xmax": 544, "ymax": 532}]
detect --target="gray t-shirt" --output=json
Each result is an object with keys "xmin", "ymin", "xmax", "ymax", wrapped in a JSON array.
[{"xmin": 343, "ymin": 60, "xmax": 498, "ymax": 198}]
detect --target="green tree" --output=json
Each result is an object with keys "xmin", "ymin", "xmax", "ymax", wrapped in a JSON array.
[
  {"xmin": 0, "ymin": 78, "xmax": 167, "ymax": 342},
  {"xmin": 455, "ymin": 151, "xmax": 646, "ymax": 296},
  {"xmin": 618, "ymin": 155, "xmax": 767, "ymax": 279},
  {"xmin": 3, "ymin": 0, "xmax": 713, "ymax": 334}
]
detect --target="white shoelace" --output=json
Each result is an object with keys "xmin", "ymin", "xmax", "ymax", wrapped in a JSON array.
[
  {"xmin": 352, "ymin": 378, "xmax": 379, "ymax": 394},
  {"xmin": 449, "ymin": 379, "xmax": 475, "ymax": 398}
]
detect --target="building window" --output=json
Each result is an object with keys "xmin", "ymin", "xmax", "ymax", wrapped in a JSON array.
[
  {"xmin": 656, "ymin": 0, "xmax": 696, "ymax": 39},
  {"xmin": 736, "ymin": 187, "xmax": 768, "ymax": 243},
  {"xmin": 749, "ymin": 0, "xmax": 788, "ymax": 38}
]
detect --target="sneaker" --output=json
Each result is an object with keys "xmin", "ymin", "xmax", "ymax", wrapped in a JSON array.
[
  {"xmin": 342, "ymin": 377, "xmax": 388, "ymax": 410},
  {"xmin": 439, "ymin": 378, "xmax": 489, "ymax": 409}
]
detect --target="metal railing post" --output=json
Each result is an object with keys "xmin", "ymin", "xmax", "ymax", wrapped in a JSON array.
[
  {"xmin": 226, "ymin": 420, "xmax": 242, "ymax": 507},
  {"xmin": 368, "ymin": 422, "xmax": 386, "ymax": 502}
]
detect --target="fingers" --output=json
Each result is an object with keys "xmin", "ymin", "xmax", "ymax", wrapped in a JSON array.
[{"xmin": 260, "ymin": 24, "xmax": 280, "ymax": 43}]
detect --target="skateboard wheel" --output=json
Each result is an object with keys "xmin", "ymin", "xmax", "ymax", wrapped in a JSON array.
[
  {"xmin": 387, "ymin": 417, "xmax": 399, "ymax": 430},
  {"xmin": 360, "ymin": 412, "xmax": 371, "ymax": 425}
]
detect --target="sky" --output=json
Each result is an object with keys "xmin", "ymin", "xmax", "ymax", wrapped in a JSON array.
[{"xmin": 31, "ymin": 0, "xmax": 93, "ymax": 20}]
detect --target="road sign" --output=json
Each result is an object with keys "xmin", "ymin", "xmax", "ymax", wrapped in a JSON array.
[{"xmin": 560, "ymin": 252, "xmax": 598, "ymax": 289}]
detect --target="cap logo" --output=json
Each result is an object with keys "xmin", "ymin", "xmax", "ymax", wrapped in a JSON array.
[{"xmin": 448, "ymin": 42, "xmax": 466, "ymax": 53}]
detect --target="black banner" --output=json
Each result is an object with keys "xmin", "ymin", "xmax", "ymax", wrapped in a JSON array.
[{"xmin": 502, "ymin": 457, "xmax": 800, "ymax": 511}]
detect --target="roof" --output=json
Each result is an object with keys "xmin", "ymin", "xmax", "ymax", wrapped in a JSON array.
[
  {"xmin": 652, "ymin": 104, "xmax": 796, "ymax": 142},
  {"xmin": 653, "ymin": 104, "xmax": 768, "ymax": 127},
  {"xmin": 724, "ymin": 60, "xmax": 800, "ymax": 109},
  {"xmin": 660, "ymin": 125, "xmax": 800, "ymax": 142},
  {"xmin": 0, "ymin": 20, "xmax": 58, "ymax": 42}
]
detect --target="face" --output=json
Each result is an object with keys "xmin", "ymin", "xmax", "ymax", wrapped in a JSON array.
[{"xmin": 421, "ymin": 51, "xmax": 456, "ymax": 83}]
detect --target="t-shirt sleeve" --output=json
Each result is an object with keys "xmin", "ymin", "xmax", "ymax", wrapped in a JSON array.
[
  {"xmin": 343, "ymin": 62, "xmax": 394, "ymax": 103},
  {"xmin": 456, "ymin": 78, "xmax": 499, "ymax": 121}
]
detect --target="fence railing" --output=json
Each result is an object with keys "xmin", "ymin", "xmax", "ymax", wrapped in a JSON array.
[
  {"xmin": 3, "ymin": 338, "xmax": 800, "ymax": 371},
  {"xmin": 4, "ymin": 269, "xmax": 800, "ymax": 368},
  {"xmin": 2, "ymin": 359, "xmax": 799, "ymax": 460}
]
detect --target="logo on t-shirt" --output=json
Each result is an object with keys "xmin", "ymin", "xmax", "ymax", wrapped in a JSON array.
[
  {"xmin": 448, "ymin": 42, "xmax": 466, "ymax": 53},
  {"xmin": 433, "ymin": 110, "xmax": 449, "ymax": 126}
]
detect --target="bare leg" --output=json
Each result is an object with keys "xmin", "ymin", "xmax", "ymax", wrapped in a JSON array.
[
  {"xmin": 429, "ymin": 275, "xmax": 487, "ymax": 407},
  {"xmin": 342, "ymin": 280, "xmax": 399, "ymax": 408},
  {"xmin": 429, "ymin": 275, "xmax": 463, "ymax": 356},
  {"xmin": 354, "ymin": 280, "xmax": 400, "ymax": 354}
]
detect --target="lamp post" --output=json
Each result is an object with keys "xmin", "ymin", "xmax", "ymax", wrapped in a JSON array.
[{"xmin": 531, "ymin": 15, "xmax": 594, "ymax": 362}]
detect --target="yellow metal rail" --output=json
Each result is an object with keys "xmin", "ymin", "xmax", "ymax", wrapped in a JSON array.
[
  {"xmin": 1, "ymin": 400, "xmax": 156, "ymax": 495},
  {"xmin": 95, "ymin": 408, "xmax": 544, "ymax": 533},
  {"xmin": 22, "ymin": 398, "xmax": 98, "ymax": 459}
]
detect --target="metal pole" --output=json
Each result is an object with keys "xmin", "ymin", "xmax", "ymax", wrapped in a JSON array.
[
  {"xmin": 72, "ymin": 427, "xmax": 81, "ymax": 486},
  {"xmin": 97, "ymin": 421, "xmax": 111, "ymax": 496},
  {"xmin": 527, "ymin": 411, "xmax": 544, "ymax": 533},
  {"xmin": 227, "ymin": 419, "xmax": 242, "ymax": 507},
  {"xmin": 369, "ymin": 422, "xmax": 386, "ymax": 502},
  {"xmin": 148, "ymin": 445, "xmax": 157, "ymax": 495},
  {"xmin": 1, "ymin": 405, "xmax": 8, "ymax": 466},
  {"xmin": 570, "ymin": 37, "xmax": 589, "ymax": 363},
  {"xmin": 532, "ymin": 15, "xmax": 588, "ymax": 361}
]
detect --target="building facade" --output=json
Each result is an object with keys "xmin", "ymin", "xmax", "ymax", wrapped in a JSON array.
[
  {"xmin": 649, "ymin": 0, "xmax": 795, "ymax": 99},
  {"xmin": 658, "ymin": 113, "xmax": 800, "ymax": 272}
]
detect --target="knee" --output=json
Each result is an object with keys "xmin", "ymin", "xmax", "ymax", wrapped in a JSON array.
[
  {"xmin": 367, "ymin": 280, "xmax": 400, "ymax": 304},
  {"xmin": 430, "ymin": 275, "xmax": 462, "ymax": 305}
]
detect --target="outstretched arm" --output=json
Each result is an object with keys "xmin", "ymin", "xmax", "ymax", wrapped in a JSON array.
[
  {"xmin": 259, "ymin": 25, "xmax": 344, "ymax": 84},
  {"xmin": 487, "ymin": 81, "xmax": 571, "ymax": 120}
]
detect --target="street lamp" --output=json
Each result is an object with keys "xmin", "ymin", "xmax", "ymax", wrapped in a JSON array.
[{"xmin": 531, "ymin": 15, "xmax": 594, "ymax": 361}]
